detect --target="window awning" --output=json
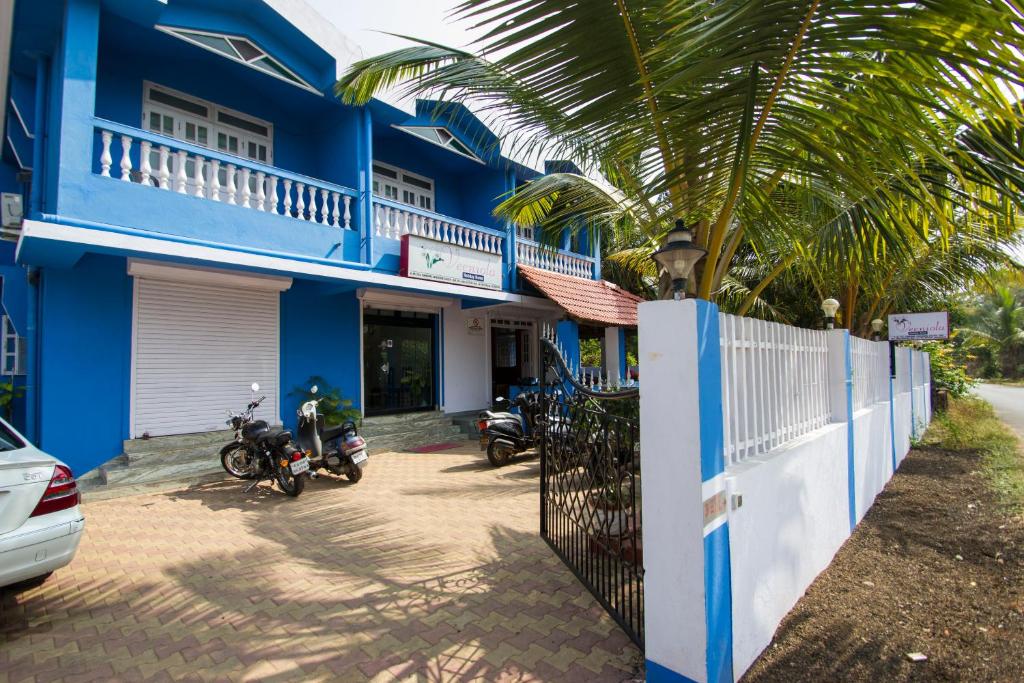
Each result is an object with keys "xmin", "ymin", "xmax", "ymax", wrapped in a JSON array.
[{"xmin": 517, "ymin": 265, "xmax": 645, "ymax": 327}]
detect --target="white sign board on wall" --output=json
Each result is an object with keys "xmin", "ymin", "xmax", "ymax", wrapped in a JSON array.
[
  {"xmin": 887, "ymin": 311, "xmax": 949, "ymax": 341},
  {"xmin": 400, "ymin": 234, "xmax": 502, "ymax": 291}
]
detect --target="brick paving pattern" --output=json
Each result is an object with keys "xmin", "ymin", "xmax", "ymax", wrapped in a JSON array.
[{"xmin": 1, "ymin": 446, "xmax": 641, "ymax": 682}]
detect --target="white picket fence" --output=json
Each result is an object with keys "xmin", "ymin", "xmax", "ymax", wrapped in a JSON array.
[
  {"xmin": 851, "ymin": 336, "xmax": 891, "ymax": 411},
  {"xmin": 719, "ymin": 314, "xmax": 830, "ymax": 465}
]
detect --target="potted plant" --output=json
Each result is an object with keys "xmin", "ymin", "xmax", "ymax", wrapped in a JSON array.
[{"xmin": 588, "ymin": 478, "xmax": 633, "ymax": 538}]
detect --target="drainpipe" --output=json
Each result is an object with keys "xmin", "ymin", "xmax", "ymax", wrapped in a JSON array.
[
  {"xmin": 30, "ymin": 56, "xmax": 50, "ymax": 215},
  {"xmin": 25, "ymin": 266, "xmax": 39, "ymax": 444}
]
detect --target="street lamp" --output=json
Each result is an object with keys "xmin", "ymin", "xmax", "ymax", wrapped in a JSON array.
[
  {"xmin": 871, "ymin": 318, "xmax": 884, "ymax": 341},
  {"xmin": 651, "ymin": 220, "xmax": 707, "ymax": 300},
  {"xmin": 821, "ymin": 298, "xmax": 840, "ymax": 330}
]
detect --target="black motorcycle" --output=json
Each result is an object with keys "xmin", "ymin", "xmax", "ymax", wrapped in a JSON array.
[
  {"xmin": 295, "ymin": 384, "xmax": 369, "ymax": 482},
  {"xmin": 477, "ymin": 391, "xmax": 548, "ymax": 466},
  {"xmin": 220, "ymin": 383, "xmax": 310, "ymax": 497}
]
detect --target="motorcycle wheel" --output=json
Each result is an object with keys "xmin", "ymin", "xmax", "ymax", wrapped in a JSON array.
[
  {"xmin": 344, "ymin": 464, "xmax": 363, "ymax": 483},
  {"xmin": 486, "ymin": 440, "xmax": 515, "ymax": 467},
  {"xmin": 220, "ymin": 443, "xmax": 255, "ymax": 479},
  {"xmin": 275, "ymin": 465, "xmax": 305, "ymax": 497}
]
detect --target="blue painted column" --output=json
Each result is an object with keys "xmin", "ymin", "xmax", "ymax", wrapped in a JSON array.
[
  {"xmin": 50, "ymin": 0, "xmax": 101, "ymax": 216},
  {"xmin": 555, "ymin": 320, "xmax": 580, "ymax": 370},
  {"xmin": 639, "ymin": 299, "xmax": 733, "ymax": 683},
  {"xmin": 358, "ymin": 107, "xmax": 374, "ymax": 264},
  {"xmin": 827, "ymin": 329, "xmax": 856, "ymax": 531}
]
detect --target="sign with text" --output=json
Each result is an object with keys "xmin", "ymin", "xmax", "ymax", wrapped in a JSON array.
[
  {"xmin": 887, "ymin": 312, "xmax": 950, "ymax": 341},
  {"xmin": 400, "ymin": 234, "xmax": 502, "ymax": 291}
]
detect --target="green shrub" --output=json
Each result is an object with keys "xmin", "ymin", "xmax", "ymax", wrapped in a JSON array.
[
  {"xmin": 290, "ymin": 376, "xmax": 361, "ymax": 425},
  {"xmin": 919, "ymin": 341, "xmax": 975, "ymax": 398}
]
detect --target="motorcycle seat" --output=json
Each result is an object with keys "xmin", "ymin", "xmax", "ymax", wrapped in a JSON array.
[
  {"xmin": 480, "ymin": 410, "xmax": 517, "ymax": 420},
  {"xmin": 321, "ymin": 424, "xmax": 350, "ymax": 442},
  {"xmin": 256, "ymin": 428, "xmax": 292, "ymax": 447}
]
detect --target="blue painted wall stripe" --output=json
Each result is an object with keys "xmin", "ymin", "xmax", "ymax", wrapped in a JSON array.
[
  {"xmin": 694, "ymin": 300, "xmax": 733, "ymax": 683},
  {"xmin": 844, "ymin": 332, "xmax": 856, "ymax": 530},
  {"xmin": 646, "ymin": 659, "xmax": 701, "ymax": 683},
  {"xmin": 695, "ymin": 300, "xmax": 725, "ymax": 482},
  {"xmin": 889, "ymin": 374, "xmax": 897, "ymax": 472}
]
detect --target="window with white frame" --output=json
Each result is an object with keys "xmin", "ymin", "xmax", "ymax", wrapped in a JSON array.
[
  {"xmin": 141, "ymin": 83, "xmax": 274, "ymax": 195},
  {"xmin": 372, "ymin": 162, "xmax": 435, "ymax": 212},
  {"xmin": 142, "ymin": 83, "xmax": 273, "ymax": 165}
]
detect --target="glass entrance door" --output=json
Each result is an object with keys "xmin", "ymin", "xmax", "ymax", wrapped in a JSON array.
[{"xmin": 363, "ymin": 309, "xmax": 437, "ymax": 416}]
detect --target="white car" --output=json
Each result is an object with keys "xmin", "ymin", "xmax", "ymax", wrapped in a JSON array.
[{"xmin": 0, "ymin": 419, "xmax": 84, "ymax": 589}]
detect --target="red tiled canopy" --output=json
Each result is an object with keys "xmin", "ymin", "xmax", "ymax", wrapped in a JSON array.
[{"xmin": 517, "ymin": 265, "xmax": 645, "ymax": 327}]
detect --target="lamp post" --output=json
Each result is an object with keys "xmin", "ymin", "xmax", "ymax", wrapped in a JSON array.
[
  {"xmin": 871, "ymin": 318, "xmax": 884, "ymax": 341},
  {"xmin": 821, "ymin": 298, "xmax": 840, "ymax": 330},
  {"xmin": 651, "ymin": 220, "xmax": 707, "ymax": 300}
]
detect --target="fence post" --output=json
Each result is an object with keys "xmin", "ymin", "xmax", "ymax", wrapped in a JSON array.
[
  {"xmin": 639, "ymin": 299, "xmax": 732, "ymax": 683},
  {"xmin": 826, "ymin": 330, "xmax": 856, "ymax": 531}
]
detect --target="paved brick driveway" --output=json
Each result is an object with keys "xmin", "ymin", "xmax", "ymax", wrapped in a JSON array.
[{"xmin": 1, "ymin": 445, "xmax": 641, "ymax": 682}]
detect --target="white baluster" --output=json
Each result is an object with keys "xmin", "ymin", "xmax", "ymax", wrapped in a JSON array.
[
  {"xmin": 330, "ymin": 191, "xmax": 340, "ymax": 227},
  {"xmin": 254, "ymin": 171, "xmax": 266, "ymax": 211},
  {"xmin": 157, "ymin": 146, "xmax": 171, "ymax": 190},
  {"xmin": 319, "ymin": 189, "xmax": 329, "ymax": 225},
  {"xmin": 283, "ymin": 179, "xmax": 293, "ymax": 216},
  {"xmin": 139, "ymin": 141, "xmax": 152, "ymax": 185},
  {"xmin": 268, "ymin": 176, "xmax": 279, "ymax": 214},
  {"xmin": 343, "ymin": 196, "xmax": 351, "ymax": 229},
  {"xmin": 239, "ymin": 168, "xmax": 251, "ymax": 208},
  {"xmin": 374, "ymin": 203, "xmax": 383, "ymax": 236},
  {"xmin": 193, "ymin": 156, "xmax": 205, "ymax": 197},
  {"xmin": 99, "ymin": 131, "xmax": 113, "ymax": 177},
  {"xmin": 307, "ymin": 185, "xmax": 317, "ymax": 222},
  {"xmin": 225, "ymin": 164, "xmax": 237, "ymax": 204},
  {"xmin": 174, "ymin": 150, "xmax": 188, "ymax": 193},
  {"xmin": 209, "ymin": 160, "xmax": 221, "ymax": 201},
  {"xmin": 119, "ymin": 135, "xmax": 133, "ymax": 182},
  {"xmin": 295, "ymin": 182, "xmax": 306, "ymax": 220}
]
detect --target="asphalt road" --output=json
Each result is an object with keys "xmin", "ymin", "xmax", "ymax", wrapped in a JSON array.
[{"xmin": 975, "ymin": 383, "xmax": 1024, "ymax": 439}]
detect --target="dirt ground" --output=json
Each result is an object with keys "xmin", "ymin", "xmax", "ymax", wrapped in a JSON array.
[{"xmin": 743, "ymin": 443, "xmax": 1024, "ymax": 682}]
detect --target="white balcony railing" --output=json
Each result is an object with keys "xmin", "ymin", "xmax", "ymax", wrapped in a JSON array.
[
  {"xmin": 94, "ymin": 119, "xmax": 356, "ymax": 229},
  {"xmin": 516, "ymin": 237, "xmax": 595, "ymax": 279},
  {"xmin": 371, "ymin": 197, "xmax": 504, "ymax": 255}
]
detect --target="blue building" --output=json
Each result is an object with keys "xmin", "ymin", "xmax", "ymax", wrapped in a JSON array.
[{"xmin": 0, "ymin": 0, "xmax": 639, "ymax": 481}]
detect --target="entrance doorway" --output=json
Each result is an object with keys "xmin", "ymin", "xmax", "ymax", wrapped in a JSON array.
[
  {"xmin": 363, "ymin": 309, "xmax": 437, "ymax": 416},
  {"xmin": 490, "ymin": 320, "xmax": 535, "ymax": 401}
]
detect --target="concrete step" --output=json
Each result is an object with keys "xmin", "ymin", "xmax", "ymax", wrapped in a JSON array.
[
  {"xmin": 363, "ymin": 424, "xmax": 468, "ymax": 453},
  {"xmin": 360, "ymin": 410, "xmax": 448, "ymax": 427},
  {"xmin": 123, "ymin": 429, "xmax": 235, "ymax": 455},
  {"xmin": 100, "ymin": 451, "xmax": 225, "ymax": 488},
  {"xmin": 124, "ymin": 440, "xmax": 233, "ymax": 465},
  {"xmin": 362, "ymin": 414, "xmax": 460, "ymax": 438}
]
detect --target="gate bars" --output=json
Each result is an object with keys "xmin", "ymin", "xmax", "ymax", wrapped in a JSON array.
[{"xmin": 538, "ymin": 327, "xmax": 644, "ymax": 646}]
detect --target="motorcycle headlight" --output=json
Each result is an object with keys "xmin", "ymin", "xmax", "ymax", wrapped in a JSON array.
[{"xmin": 301, "ymin": 401, "xmax": 316, "ymax": 418}]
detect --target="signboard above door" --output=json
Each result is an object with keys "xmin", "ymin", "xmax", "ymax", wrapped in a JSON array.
[
  {"xmin": 400, "ymin": 235, "xmax": 502, "ymax": 291},
  {"xmin": 887, "ymin": 312, "xmax": 950, "ymax": 341}
]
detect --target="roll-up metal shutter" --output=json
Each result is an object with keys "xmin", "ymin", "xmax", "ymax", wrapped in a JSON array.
[{"xmin": 132, "ymin": 278, "xmax": 279, "ymax": 437}]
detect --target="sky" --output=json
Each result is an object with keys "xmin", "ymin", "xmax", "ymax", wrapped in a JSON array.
[{"xmin": 304, "ymin": 0, "xmax": 479, "ymax": 61}]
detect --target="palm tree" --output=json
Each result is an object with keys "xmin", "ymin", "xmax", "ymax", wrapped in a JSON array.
[
  {"xmin": 960, "ymin": 284, "xmax": 1024, "ymax": 378},
  {"xmin": 336, "ymin": 0, "xmax": 1024, "ymax": 305}
]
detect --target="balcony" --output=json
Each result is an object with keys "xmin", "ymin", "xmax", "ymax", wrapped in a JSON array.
[
  {"xmin": 370, "ymin": 197, "xmax": 505, "ymax": 256},
  {"xmin": 94, "ymin": 118, "xmax": 356, "ymax": 230},
  {"xmin": 85, "ymin": 119, "xmax": 598, "ymax": 287},
  {"xmin": 516, "ymin": 237, "xmax": 597, "ymax": 279}
]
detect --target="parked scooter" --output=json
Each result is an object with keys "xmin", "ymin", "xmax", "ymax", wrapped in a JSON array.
[
  {"xmin": 477, "ymin": 391, "xmax": 548, "ymax": 467},
  {"xmin": 295, "ymin": 385, "xmax": 369, "ymax": 482},
  {"xmin": 220, "ymin": 383, "xmax": 310, "ymax": 497}
]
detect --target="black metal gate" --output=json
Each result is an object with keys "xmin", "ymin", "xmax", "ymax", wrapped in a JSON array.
[{"xmin": 538, "ymin": 330, "xmax": 643, "ymax": 646}]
